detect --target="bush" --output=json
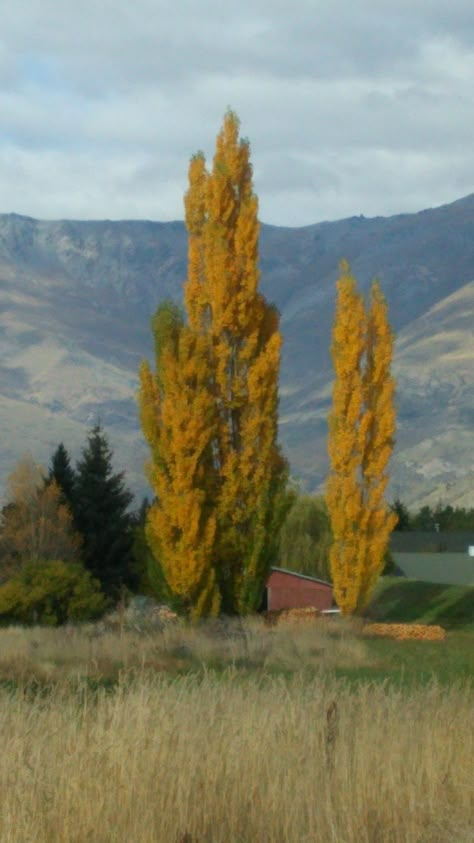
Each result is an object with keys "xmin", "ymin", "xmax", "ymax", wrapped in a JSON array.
[{"xmin": 0, "ymin": 560, "xmax": 107, "ymax": 626}]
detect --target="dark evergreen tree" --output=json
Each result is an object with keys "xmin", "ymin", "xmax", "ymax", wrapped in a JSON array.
[
  {"xmin": 411, "ymin": 505, "xmax": 435, "ymax": 531},
  {"xmin": 47, "ymin": 443, "xmax": 76, "ymax": 509},
  {"xmin": 130, "ymin": 496, "xmax": 151, "ymax": 529},
  {"xmin": 390, "ymin": 497, "xmax": 412, "ymax": 531},
  {"xmin": 74, "ymin": 424, "xmax": 135, "ymax": 598}
]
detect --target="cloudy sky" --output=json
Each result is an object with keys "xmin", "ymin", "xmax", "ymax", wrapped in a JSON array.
[{"xmin": 1, "ymin": 0, "xmax": 473, "ymax": 226}]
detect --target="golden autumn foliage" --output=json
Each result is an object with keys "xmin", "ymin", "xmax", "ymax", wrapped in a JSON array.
[
  {"xmin": 139, "ymin": 308, "xmax": 220, "ymax": 619},
  {"xmin": 139, "ymin": 112, "xmax": 288, "ymax": 618},
  {"xmin": 326, "ymin": 261, "xmax": 397, "ymax": 616}
]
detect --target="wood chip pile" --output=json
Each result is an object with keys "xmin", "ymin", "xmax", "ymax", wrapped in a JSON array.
[{"xmin": 363, "ymin": 623, "xmax": 446, "ymax": 641}]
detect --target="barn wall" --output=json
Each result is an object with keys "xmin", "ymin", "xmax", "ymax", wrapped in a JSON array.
[{"xmin": 266, "ymin": 570, "xmax": 333, "ymax": 611}]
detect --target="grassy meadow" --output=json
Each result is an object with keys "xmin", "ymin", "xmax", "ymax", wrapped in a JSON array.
[{"xmin": 0, "ymin": 594, "xmax": 473, "ymax": 843}]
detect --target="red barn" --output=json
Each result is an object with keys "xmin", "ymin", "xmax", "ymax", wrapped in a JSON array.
[{"xmin": 264, "ymin": 567, "xmax": 334, "ymax": 612}]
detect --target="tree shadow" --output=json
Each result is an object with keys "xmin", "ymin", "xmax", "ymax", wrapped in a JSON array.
[
  {"xmin": 437, "ymin": 589, "xmax": 474, "ymax": 629},
  {"xmin": 365, "ymin": 580, "xmax": 455, "ymax": 624}
]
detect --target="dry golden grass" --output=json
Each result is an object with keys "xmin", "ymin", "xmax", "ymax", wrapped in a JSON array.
[
  {"xmin": 0, "ymin": 616, "xmax": 373, "ymax": 684},
  {"xmin": 0, "ymin": 620, "xmax": 472, "ymax": 842},
  {"xmin": 0, "ymin": 671, "xmax": 473, "ymax": 842}
]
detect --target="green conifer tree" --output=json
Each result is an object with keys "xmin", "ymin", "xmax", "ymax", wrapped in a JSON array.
[
  {"xmin": 47, "ymin": 443, "xmax": 76, "ymax": 509},
  {"xmin": 74, "ymin": 424, "xmax": 134, "ymax": 597}
]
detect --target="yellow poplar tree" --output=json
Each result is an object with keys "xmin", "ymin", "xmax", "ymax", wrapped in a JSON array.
[
  {"xmin": 139, "ymin": 303, "xmax": 220, "ymax": 618},
  {"xmin": 326, "ymin": 261, "xmax": 397, "ymax": 615},
  {"xmin": 357, "ymin": 280, "xmax": 398, "ymax": 608},
  {"xmin": 139, "ymin": 111, "xmax": 288, "ymax": 617}
]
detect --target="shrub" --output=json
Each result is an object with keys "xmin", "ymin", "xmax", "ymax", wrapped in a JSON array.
[{"xmin": 0, "ymin": 560, "xmax": 107, "ymax": 626}]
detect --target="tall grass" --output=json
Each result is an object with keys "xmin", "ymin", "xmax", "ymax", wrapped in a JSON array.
[
  {"xmin": 0, "ymin": 616, "xmax": 372, "ymax": 685},
  {"xmin": 0, "ymin": 620, "xmax": 472, "ymax": 842},
  {"xmin": 1, "ymin": 671, "xmax": 473, "ymax": 842}
]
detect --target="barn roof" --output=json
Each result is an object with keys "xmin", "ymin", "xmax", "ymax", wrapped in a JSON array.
[{"xmin": 269, "ymin": 567, "xmax": 333, "ymax": 588}]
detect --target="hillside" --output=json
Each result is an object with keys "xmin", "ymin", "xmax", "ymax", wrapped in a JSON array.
[{"xmin": 1, "ymin": 194, "xmax": 473, "ymax": 507}]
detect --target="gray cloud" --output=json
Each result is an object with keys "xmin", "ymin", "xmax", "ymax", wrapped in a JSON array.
[{"xmin": 0, "ymin": 0, "xmax": 473, "ymax": 225}]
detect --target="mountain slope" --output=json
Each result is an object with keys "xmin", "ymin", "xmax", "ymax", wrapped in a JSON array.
[
  {"xmin": 1, "ymin": 195, "xmax": 473, "ymax": 508},
  {"xmin": 390, "ymin": 281, "xmax": 474, "ymax": 507}
]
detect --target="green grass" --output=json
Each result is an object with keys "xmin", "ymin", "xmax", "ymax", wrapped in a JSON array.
[
  {"xmin": 335, "ymin": 630, "xmax": 474, "ymax": 687},
  {"xmin": 366, "ymin": 576, "xmax": 474, "ymax": 629}
]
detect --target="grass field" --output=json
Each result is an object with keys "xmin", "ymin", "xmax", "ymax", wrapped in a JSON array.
[
  {"xmin": 0, "ymin": 578, "xmax": 472, "ymax": 842},
  {"xmin": 367, "ymin": 576, "xmax": 474, "ymax": 630},
  {"xmin": 0, "ymin": 611, "xmax": 472, "ymax": 690}
]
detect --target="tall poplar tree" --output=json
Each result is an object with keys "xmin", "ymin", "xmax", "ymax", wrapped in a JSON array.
[
  {"xmin": 326, "ymin": 261, "xmax": 397, "ymax": 615},
  {"xmin": 357, "ymin": 280, "xmax": 398, "ymax": 608},
  {"xmin": 139, "ymin": 111, "xmax": 288, "ymax": 618},
  {"xmin": 139, "ymin": 303, "xmax": 220, "ymax": 617}
]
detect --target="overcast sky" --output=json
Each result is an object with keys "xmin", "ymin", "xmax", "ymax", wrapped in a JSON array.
[{"xmin": 1, "ymin": 0, "xmax": 473, "ymax": 227}]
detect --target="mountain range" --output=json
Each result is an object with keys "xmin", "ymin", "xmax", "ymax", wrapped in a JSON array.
[{"xmin": 1, "ymin": 193, "xmax": 473, "ymax": 509}]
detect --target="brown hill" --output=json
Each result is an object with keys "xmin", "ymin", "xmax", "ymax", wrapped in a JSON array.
[{"xmin": 1, "ymin": 195, "xmax": 473, "ymax": 508}]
